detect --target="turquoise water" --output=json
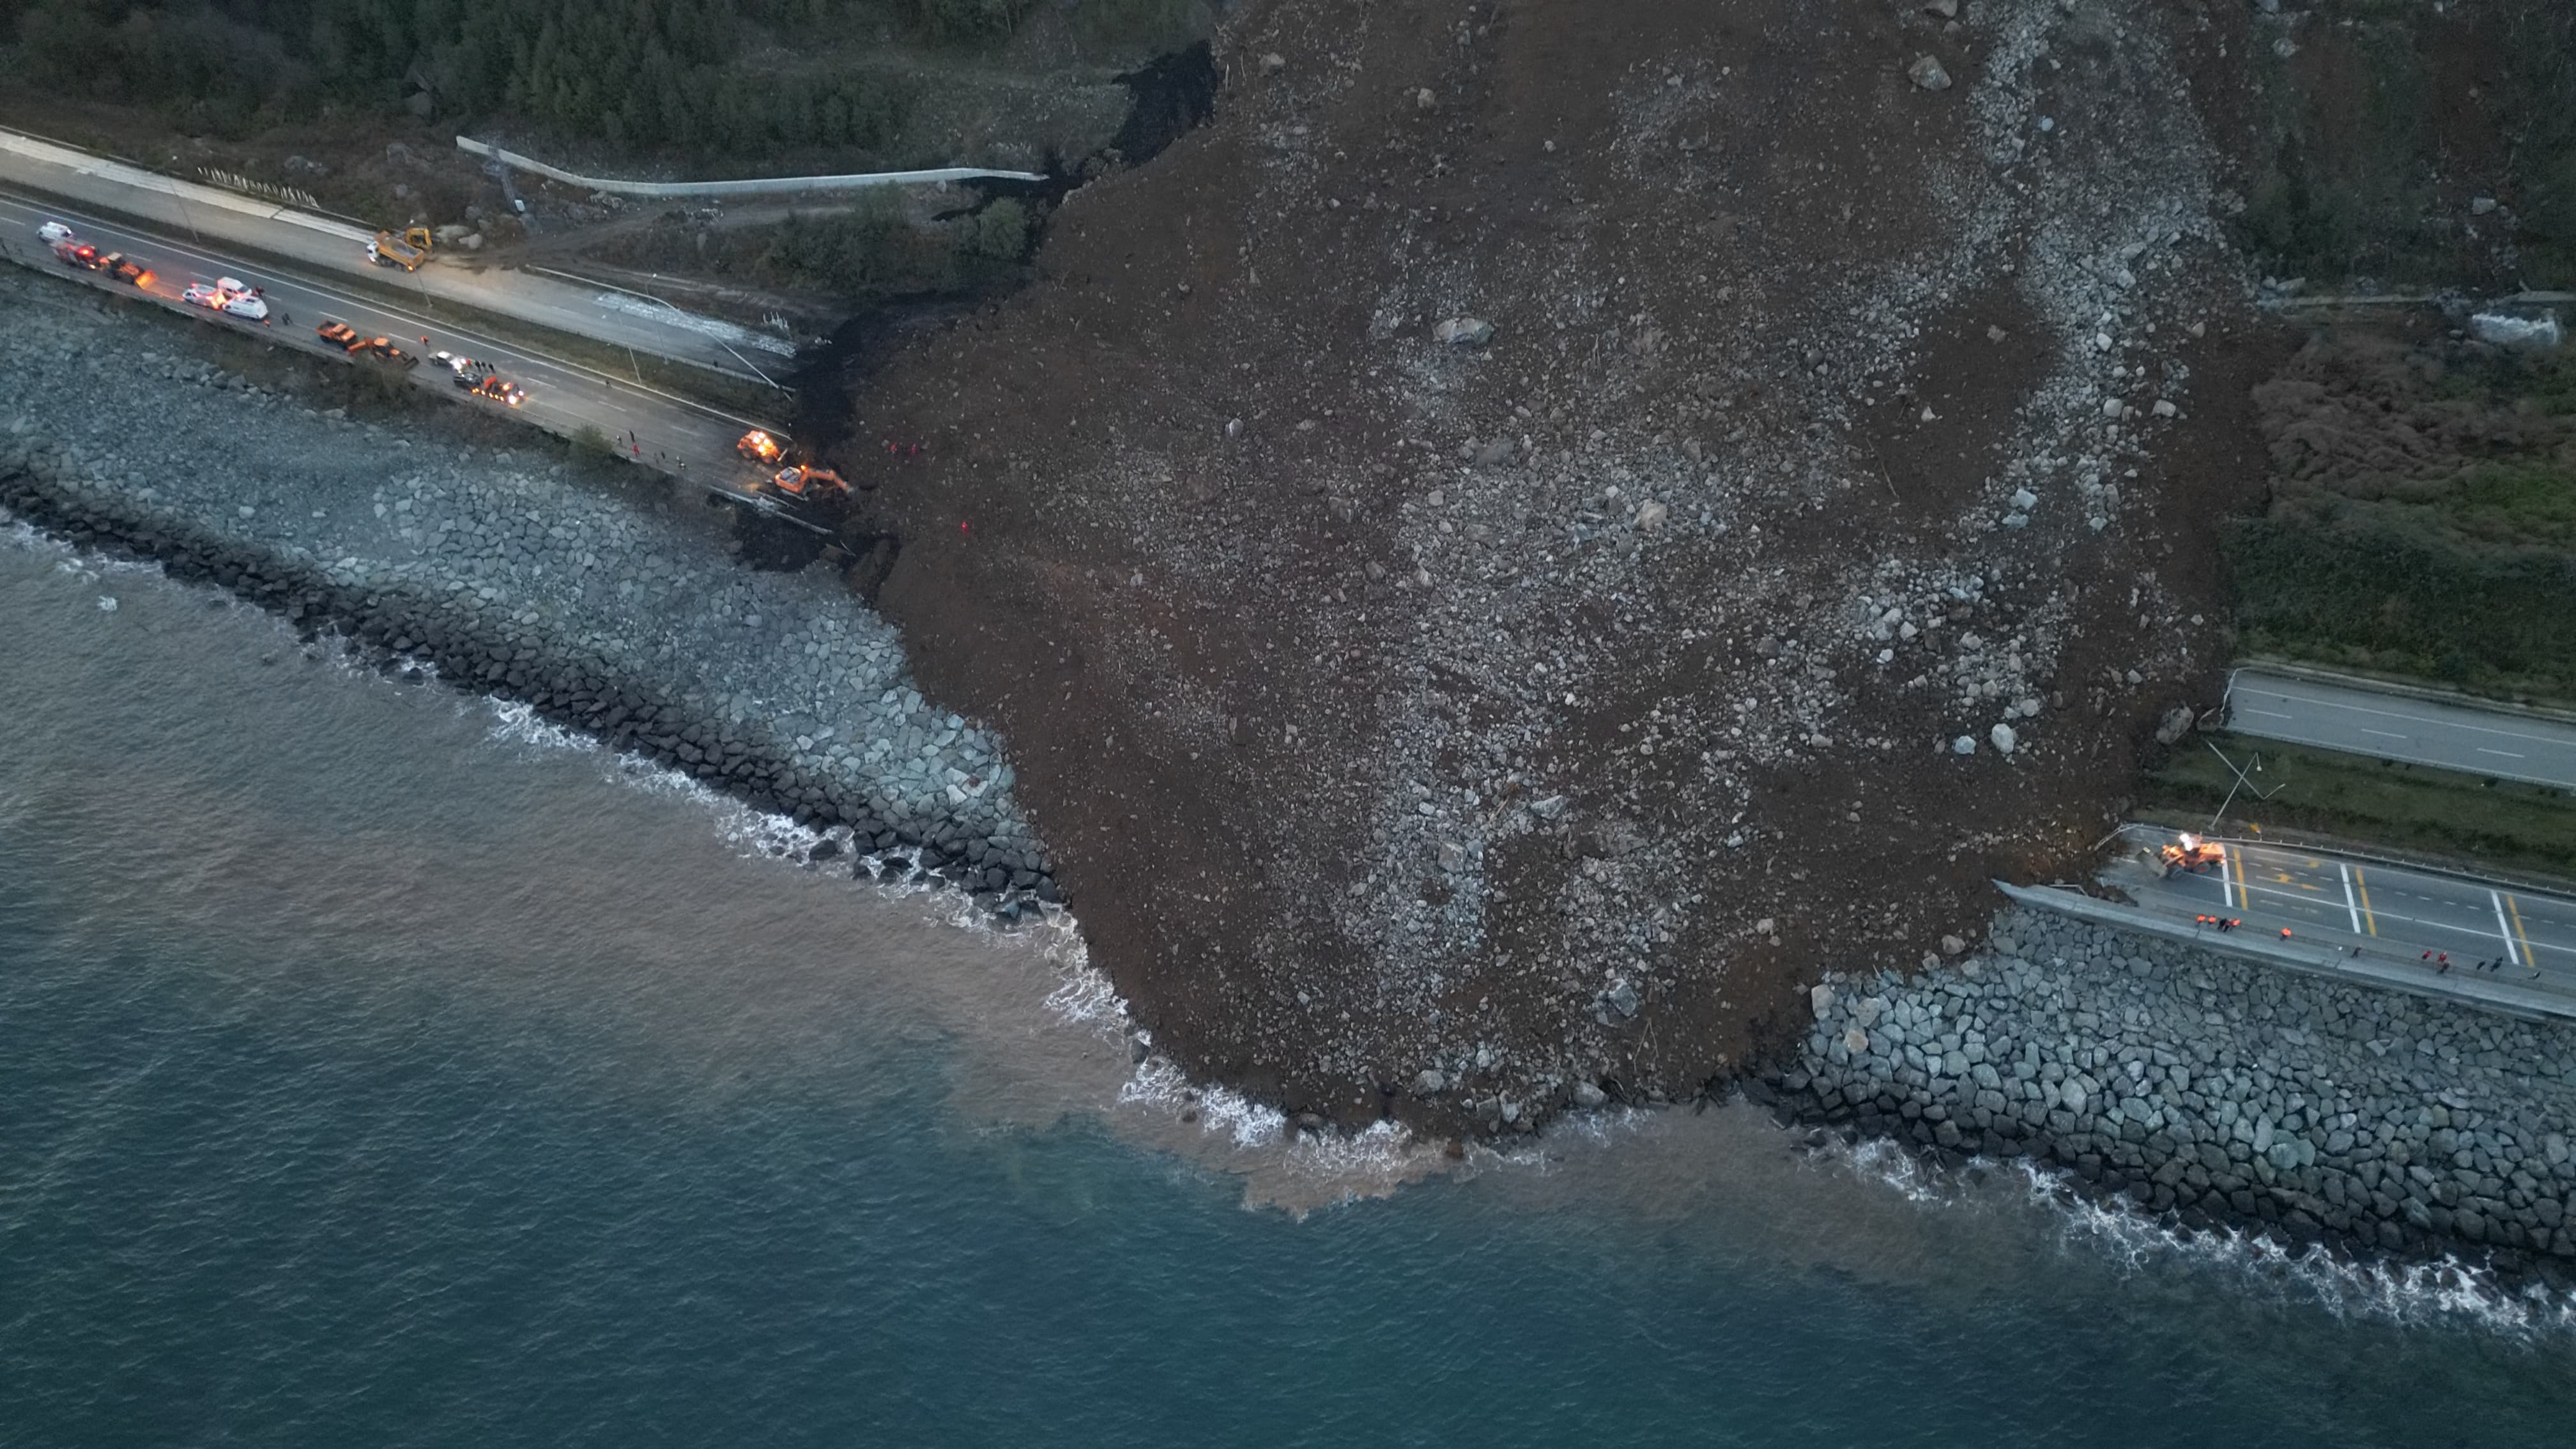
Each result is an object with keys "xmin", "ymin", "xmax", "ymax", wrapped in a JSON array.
[{"xmin": 4, "ymin": 526, "xmax": 2573, "ymax": 1446}]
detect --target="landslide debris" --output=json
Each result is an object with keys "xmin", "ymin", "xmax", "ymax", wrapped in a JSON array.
[{"xmin": 837, "ymin": 0, "xmax": 2285, "ymax": 1133}]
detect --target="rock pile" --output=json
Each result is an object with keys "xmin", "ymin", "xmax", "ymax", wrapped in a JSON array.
[
  {"xmin": 0, "ymin": 279, "xmax": 1054, "ymax": 907},
  {"xmin": 1766, "ymin": 908, "xmax": 2576, "ymax": 1276}
]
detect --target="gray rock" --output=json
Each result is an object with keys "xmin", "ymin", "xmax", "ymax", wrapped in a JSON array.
[
  {"xmin": 1907, "ymin": 54, "xmax": 1952, "ymax": 91},
  {"xmin": 1573, "ymin": 1080, "xmax": 1608, "ymax": 1109},
  {"xmin": 1434, "ymin": 317, "xmax": 1496, "ymax": 348},
  {"xmin": 1989, "ymin": 721, "xmax": 2018, "ymax": 755},
  {"xmin": 1414, "ymin": 1069, "xmax": 1447, "ymax": 1095},
  {"xmin": 1607, "ymin": 980, "xmax": 1641, "ymax": 1018},
  {"xmin": 2155, "ymin": 704, "xmax": 2196, "ymax": 746}
]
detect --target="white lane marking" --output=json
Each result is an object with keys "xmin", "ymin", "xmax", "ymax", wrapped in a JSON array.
[
  {"xmin": 2122, "ymin": 825, "xmax": 2576, "ymax": 960},
  {"xmin": 2241, "ymin": 707, "xmax": 2294, "ymax": 719},
  {"xmin": 2239, "ymin": 682, "xmax": 2575, "ymax": 747},
  {"xmin": 2214, "ymin": 724, "xmax": 2576, "ymax": 790},
  {"xmin": 2478, "ymin": 747, "xmax": 2526, "ymax": 758},
  {"xmin": 2494, "ymin": 889, "xmax": 2518, "ymax": 955},
  {"xmin": 2341, "ymin": 862, "xmax": 2361, "ymax": 935},
  {"xmin": 2197, "ymin": 875, "xmax": 2576, "ymax": 958},
  {"xmin": 2359, "ymin": 728, "xmax": 2408, "ymax": 739}
]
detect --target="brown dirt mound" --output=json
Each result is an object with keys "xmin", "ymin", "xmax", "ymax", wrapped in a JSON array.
[{"xmin": 831, "ymin": 0, "xmax": 2285, "ymax": 1135}]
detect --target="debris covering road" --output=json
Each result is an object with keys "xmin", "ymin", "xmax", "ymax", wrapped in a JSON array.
[{"xmin": 836, "ymin": 0, "xmax": 2294, "ymax": 1133}]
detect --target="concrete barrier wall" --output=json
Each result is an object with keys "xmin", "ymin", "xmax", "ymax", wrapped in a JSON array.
[{"xmin": 454, "ymin": 138, "xmax": 1045, "ymax": 199}]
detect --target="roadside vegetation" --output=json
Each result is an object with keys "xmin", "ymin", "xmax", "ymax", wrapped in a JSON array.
[
  {"xmin": 585, "ymin": 197, "xmax": 1032, "ymax": 303},
  {"xmin": 3, "ymin": 1, "xmax": 1204, "ymax": 168},
  {"xmin": 2232, "ymin": 328, "xmax": 2576, "ymax": 703},
  {"xmin": 2239, "ymin": 0, "xmax": 2575, "ymax": 288},
  {"xmin": 2140, "ymin": 733, "xmax": 2576, "ymax": 882}
]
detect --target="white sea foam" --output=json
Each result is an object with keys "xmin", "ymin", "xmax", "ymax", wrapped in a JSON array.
[
  {"xmin": 483, "ymin": 698, "xmax": 599, "ymax": 753},
  {"xmin": 2016, "ymin": 1160, "xmax": 2576, "ymax": 1337}
]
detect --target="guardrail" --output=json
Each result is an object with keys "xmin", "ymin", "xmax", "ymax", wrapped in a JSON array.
[{"xmin": 454, "ymin": 137, "xmax": 1045, "ymax": 199}]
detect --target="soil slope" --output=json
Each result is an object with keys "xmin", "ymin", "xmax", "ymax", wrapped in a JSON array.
[{"xmin": 836, "ymin": 0, "xmax": 2286, "ymax": 1134}]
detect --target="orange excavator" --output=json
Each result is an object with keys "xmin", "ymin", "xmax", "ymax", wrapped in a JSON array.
[
  {"xmin": 2158, "ymin": 832, "xmax": 2226, "ymax": 877},
  {"xmin": 762, "ymin": 464, "xmax": 850, "ymax": 503}
]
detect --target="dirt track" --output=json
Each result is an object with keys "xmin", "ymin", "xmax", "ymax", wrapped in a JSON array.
[{"xmin": 831, "ymin": 0, "xmax": 2292, "ymax": 1135}]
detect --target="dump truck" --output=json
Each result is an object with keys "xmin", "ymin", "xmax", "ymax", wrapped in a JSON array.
[
  {"xmin": 2158, "ymin": 833, "xmax": 2226, "ymax": 878},
  {"xmin": 316, "ymin": 319, "xmax": 364, "ymax": 351},
  {"xmin": 737, "ymin": 429, "xmax": 785, "ymax": 464},
  {"xmin": 365, "ymin": 227, "xmax": 433, "ymax": 271}
]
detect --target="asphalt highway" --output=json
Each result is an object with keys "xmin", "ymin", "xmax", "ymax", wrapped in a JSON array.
[
  {"xmin": 0, "ymin": 126, "xmax": 792, "ymax": 379},
  {"xmin": 0, "ymin": 190, "xmax": 796, "ymax": 489},
  {"xmin": 2108, "ymin": 825, "xmax": 2576, "ymax": 995},
  {"xmin": 2224, "ymin": 667, "xmax": 2576, "ymax": 790}
]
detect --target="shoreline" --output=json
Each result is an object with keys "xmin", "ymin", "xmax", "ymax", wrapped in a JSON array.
[
  {"xmin": 12, "ymin": 456, "xmax": 2573, "ymax": 1291},
  {"xmin": 1756, "ymin": 907, "xmax": 2576, "ymax": 1289},
  {"xmin": 0, "ymin": 273, "xmax": 1059, "ymax": 918}
]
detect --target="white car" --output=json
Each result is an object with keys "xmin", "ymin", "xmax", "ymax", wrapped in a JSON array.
[
  {"xmin": 37, "ymin": 220, "xmax": 76, "ymax": 245},
  {"xmin": 429, "ymin": 351, "xmax": 480, "ymax": 375},
  {"xmin": 181, "ymin": 277, "xmax": 270, "ymax": 321}
]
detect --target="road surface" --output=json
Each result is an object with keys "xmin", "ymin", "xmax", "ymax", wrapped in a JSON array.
[
  {"xmin": 2108, "ymin": 825, "xmax": 2576, "ymax": 996},
  {"xmin": 0, "ymin": 127, "xmax": 791, "ymax": 379},
  {"xmin": 0, "ymin": 192, "xmax": 818, "ymax": 526},
  {"xmin": 2223, "ymin": 667, "xmax": 2576, "ymax": 790}
]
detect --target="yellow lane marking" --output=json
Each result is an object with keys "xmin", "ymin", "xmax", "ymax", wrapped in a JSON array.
[
  {"xmin": 2510, "ymin": 894, "xmax": 2536, "ymax": 969},
  {"xmin": 2230, "ymin": 849, "xmax": 2248, "ymax": 911},
  {"xmin": 2354, "ymin": 868, "xmax": 2378, "ymax": 937}
]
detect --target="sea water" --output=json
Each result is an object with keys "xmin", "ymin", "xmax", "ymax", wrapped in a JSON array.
[{"xmin": 4, "ymin": 525, "xmax": 2572, "ymax": 1446}]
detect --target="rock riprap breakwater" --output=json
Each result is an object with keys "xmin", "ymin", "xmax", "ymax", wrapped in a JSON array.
[
  {"xmin": 0, "ymin": 282, "xmax": 1052, "ymax": 904},
  {"xmin": 1765, "ymin": 908, "xmax": 2576, "ymax": 1276}
]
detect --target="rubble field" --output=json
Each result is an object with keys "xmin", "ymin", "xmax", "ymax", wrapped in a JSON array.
[{"xmin": 831, "ymin": 0, "xmax": 2296, "ymax": 1134}]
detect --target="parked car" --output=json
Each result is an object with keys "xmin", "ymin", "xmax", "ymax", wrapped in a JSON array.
[{"xmin": 181, "ymin": 277, "xmax": 268, "ymax": 321}]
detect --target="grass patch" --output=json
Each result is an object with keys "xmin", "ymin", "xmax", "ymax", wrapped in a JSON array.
[
  {"xmin": 2140, "ymin": 732, "xmax": 2576, "ymax": 880},
  {"xmin": 584, "ymin": 195, "xmax": 1033, "ymax": 305}
]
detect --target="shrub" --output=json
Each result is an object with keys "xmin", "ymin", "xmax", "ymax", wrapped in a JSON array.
[
  {"xmin": 963, "ymin": 197, "xmax": 1030, "ymax": 261},
  {"xmin": 2225, "ymin": 516, "xmax": 2576, "ymax": 702}
]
